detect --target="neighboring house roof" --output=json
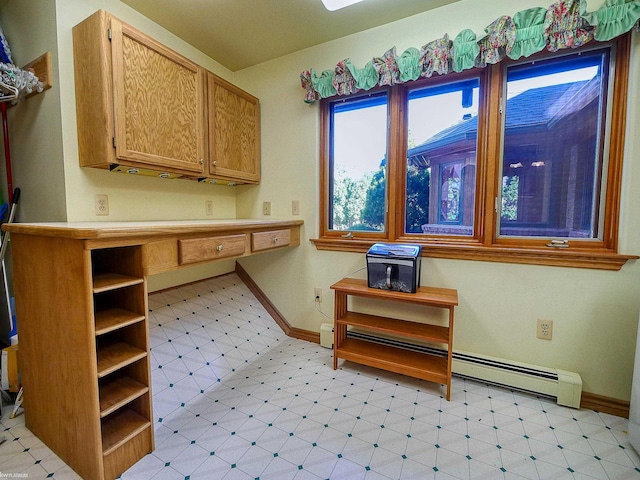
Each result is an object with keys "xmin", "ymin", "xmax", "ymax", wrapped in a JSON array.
[{"xmin": 407, "ymin": 80, "xmax": 592, "ymax": 165}]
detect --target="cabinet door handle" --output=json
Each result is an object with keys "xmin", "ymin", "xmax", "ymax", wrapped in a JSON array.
[
  {"xmin": 213, "ymin": 160, "xmax": 217, "ymax": 166},
  {"xmin": 217, "ymin": 245, "xmax": 224, "ymax": 251}
]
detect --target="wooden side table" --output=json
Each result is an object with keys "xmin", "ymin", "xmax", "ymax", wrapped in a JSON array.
[{"xmin": 331, "ymin": 278, "xmax": 458, "ymax": 400}]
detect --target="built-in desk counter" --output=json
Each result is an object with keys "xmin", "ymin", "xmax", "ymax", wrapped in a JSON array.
[
  {"xmin": 2, "ymin": 219, "xmax": 303, "ymax": 480},
  {"xmin": 4, "ymin": 219, "xmax": 303, "ymax": 275}
]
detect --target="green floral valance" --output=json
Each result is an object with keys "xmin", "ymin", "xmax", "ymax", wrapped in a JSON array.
[{"xmin": 300, "ymin": 0, "xmax": 640, "ymax": 103}]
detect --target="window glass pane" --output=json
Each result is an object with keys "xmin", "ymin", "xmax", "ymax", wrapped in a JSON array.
[
  {"xmin": 405, "ymin": 79, "xmax": 479, "ymax": 235},
  {"xmin": 329, "ymin": 94, "xmax": 388, "ymax": 232},
  {"xmin": 500, "ymin": 49, "xmax": 609, "ymax": 239}
]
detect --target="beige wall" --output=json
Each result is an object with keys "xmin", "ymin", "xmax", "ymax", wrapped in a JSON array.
[
  {"xmin": 234, "ymin": 0, "xmax": 640, "ymax": 401},
  {"xmin": 2, "ymin": 0, "xmax": 639, "ymax": 400},
  {"xmin": 0, "ymin": 0, "xmax": 65, "ymax": 222}
]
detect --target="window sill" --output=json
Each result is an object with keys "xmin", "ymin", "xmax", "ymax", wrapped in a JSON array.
[{"xmin": 310, "ymin": 237, "xmax": 638, "ymax": 271}]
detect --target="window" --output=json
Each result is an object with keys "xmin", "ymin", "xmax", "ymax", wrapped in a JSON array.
[
  {"xmin": 315, "ymin": 34, "xmax": 633, "ymax": 270},
  {"xmin": 328, "ymin": 93, "xmax": 388, "ymax": 233},
  {"xmin": 499, "ymin": 51, "xmax": 608, "ymax": 240},
  {"xmin": 405, "ymin": 77, "xmax": 480, "ymax": 236}
]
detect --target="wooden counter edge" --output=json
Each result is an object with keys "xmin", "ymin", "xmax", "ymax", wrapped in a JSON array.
[{"xmin": 2, "ymin": 219, "xmax": 304, "ymax": 240}]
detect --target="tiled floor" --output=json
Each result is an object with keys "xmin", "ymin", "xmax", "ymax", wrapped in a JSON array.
[{"xmin": 1, "ymin": 272, "xmax": 640, "ymax": 479}]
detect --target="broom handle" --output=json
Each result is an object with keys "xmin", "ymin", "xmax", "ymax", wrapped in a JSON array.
[{"xmin": 0, "ymin": 187, "xmax": 20, "ymax": 263}]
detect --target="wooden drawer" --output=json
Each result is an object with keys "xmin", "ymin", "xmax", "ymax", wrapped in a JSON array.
[
  {"xmin": 179, "ymin": 234, "xmax": 247, "ymax": 265},
  {"xmin": 251, "ymin": 229, "xmax": 291, "ymax": 252}
]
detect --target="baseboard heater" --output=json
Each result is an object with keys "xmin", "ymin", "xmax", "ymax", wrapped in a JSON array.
[{"xmin": 346, "ymin": 331, "xmax": 582, "ymax": 408}]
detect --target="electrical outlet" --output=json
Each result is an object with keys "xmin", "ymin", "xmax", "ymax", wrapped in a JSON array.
[
  {"xmin": 537, "ymin": 319, "xmax": 553, "ymax": 340},
  {"xmin": 205, "ymin": 200, "xmax": 213, "ymax": 216},
  {"xmin": 95, "ymin": 194, "xmax": 109, "ymax": 216},
  {"xmin": 263, "ymin": 201, "xmax": 271, "ymax": 216},
  {"xmin": 314, "ymin": 287, "xmax": 322, "ymax": 303},
  {"xmin": 292, "ymin": 200, "xmax": 300, "ymax": 216}
]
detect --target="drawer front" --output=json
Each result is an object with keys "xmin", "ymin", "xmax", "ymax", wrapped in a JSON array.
[
  {"xmin": 251, "ymin": 229, "xmax": 291, "ymax": 252},
  {"xmin": 143, "ymin": 240, "xmax": 179, "ymax": 275},
  {"xmin": 179, "ymin": 234, "xmax": 247, "ymax": 265}
]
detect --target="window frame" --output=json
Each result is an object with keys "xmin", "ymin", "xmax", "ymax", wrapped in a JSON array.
[
  {"xmin": 325, "ymin": 90, "xmax": 390, "ymax": 235},
  {"xmin": 313, "ymin": 33, "xmax": 635, "ymax": 270},
  {"xmin": 495, "ymin": 46, "xmax": 611, "ymax": 244}
]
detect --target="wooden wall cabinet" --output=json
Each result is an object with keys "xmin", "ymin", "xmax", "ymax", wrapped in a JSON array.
[
  {"xmin": 207, "ymin": 73, "xmax": 260, "ymax": 184},
  {"xmin": 73, "ymin": 10, "xmax": 206, "ymax": 177},
  {"xmin": 73, "ymin": 10, "xmax": 261, "ymax": 184}
]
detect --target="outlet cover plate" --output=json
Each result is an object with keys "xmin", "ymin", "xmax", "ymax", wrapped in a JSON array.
[
  {"xmin": 95, "ymin": 194, "xmax": 109, "ymax": 216},
  {"xmin": 536, "ymin": 319, "xmax": 553, "ymax": 340}
]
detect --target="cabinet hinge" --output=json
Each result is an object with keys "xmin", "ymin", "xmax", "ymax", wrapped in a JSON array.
[
  {"xmin": 112, "ymin": 137, "xmax": 116, "ymax": 148},
  {"xmin": 108, "ymin": 28, "xmax": 112, "ymax": 41}
]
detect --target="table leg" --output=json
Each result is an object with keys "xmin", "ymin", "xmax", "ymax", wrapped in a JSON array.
[{"xmin": 333, "ymin": 291, "xmax": 347, "ymax": 370}]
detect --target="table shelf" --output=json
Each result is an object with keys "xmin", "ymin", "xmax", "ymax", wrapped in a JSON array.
[
  {"xmin": 337, "ymin": 311, "xmax": 449, "ymax": 344},
  {"xmin": 331, "ymin": 278, "xmax": 458, "ymax": 400},
  {"xmin": 338, "ymin": 338, "xmax": 448, "ymax": 384}
]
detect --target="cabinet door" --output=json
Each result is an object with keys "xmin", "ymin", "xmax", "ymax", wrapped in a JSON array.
[
  {"xmin": 208, "ymin": 73, "xmax": 260, "ymax": 183},
  {"xmin": 110, "ymin": 18, "xmax": 206, "ymax": 175}
]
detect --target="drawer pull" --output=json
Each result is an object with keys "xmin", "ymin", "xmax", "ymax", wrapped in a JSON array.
[
  {"xmin": 217, "ymin": 245, "xmax": 224, "ymax": 251},
  {"xmin": 273, "ymin": 237, "xmax": 278, "ymax": 243}
]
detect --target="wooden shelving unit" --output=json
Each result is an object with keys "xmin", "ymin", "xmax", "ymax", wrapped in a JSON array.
[
  {"xmin": 95, "ymin": 309, "xmax": 146, "ymax": 336},
  {"xmin": 93, "ymin": 273, "xmax": 144, "ymax": 292},
  {"xmin": 101, "ymin": 406, "xmax": 150, "ymax": 454},
  {"xmin": 331, "ymin": 277, "xmax": 458, "ymax": 400},
  {"xmin": 4, "ymin": 219, "xmax": 303, "ymax": 479},
  {"xmin": 99, "ymin": 376, "xmax": 149, "ymax": 418},
  {"xmin": 92, "ymin": 246, "xmax": 153, "ymax": 478}
]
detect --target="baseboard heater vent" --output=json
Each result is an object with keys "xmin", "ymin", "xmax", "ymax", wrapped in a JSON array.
[{"xmin": 347, "ymin": 331, "xmax": 582, "ymax": 408}]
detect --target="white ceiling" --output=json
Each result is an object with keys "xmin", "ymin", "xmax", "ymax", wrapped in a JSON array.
[{"xmin": 121, "ymin": 0, "xmax": 463, "ymax": 72}]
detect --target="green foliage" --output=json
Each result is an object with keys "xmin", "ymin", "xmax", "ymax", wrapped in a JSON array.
[
  {"xmin": 501, "ymin": 175, "xmax": 519, "ymax": 221},
  {"xmin": 362, "ymin": 167, "xmax": 386, "ymax": 230},
  {"xmin": 332, "ymin": 162, "xmax": 431, "ymax": 233},
  {"xmin": 332, "ymin": 168, "xmax": 370, "ymax": 230},
  {"xmin": 405, "ymin": 165, "xmax": 430, "ymax": 233}
]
